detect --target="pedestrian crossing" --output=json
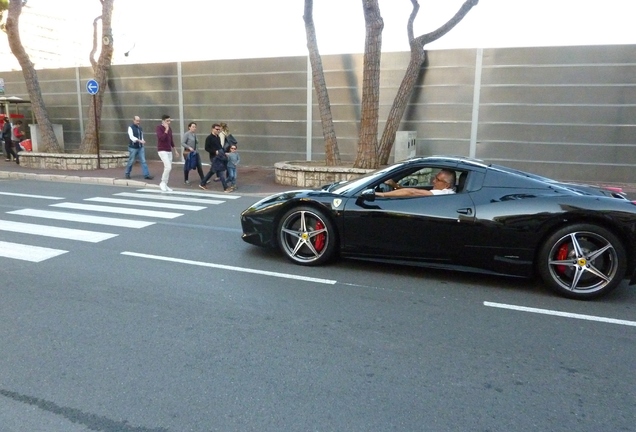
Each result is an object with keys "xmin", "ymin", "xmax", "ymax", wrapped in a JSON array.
[{"xmin": 0, "ymin": 187, "xmax": 239, "ymax": 263}]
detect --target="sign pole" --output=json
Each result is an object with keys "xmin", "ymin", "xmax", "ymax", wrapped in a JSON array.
[
  {"xmin": 93, "ymin": 95, "xmax": 100, "ymax": 169},
  {"xmin": 86, "ymin": 79, "xmax": 101, "ymax": 169}
]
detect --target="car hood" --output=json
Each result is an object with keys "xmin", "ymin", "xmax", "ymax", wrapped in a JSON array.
[{"xmin": 245, "ymin": 189, "xmax": 339, "ymax": 210}]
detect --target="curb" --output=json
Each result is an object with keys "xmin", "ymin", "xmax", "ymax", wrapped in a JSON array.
[{"xmin": 0, "ymin": 170, "xmax": 157, "ymax": 188}]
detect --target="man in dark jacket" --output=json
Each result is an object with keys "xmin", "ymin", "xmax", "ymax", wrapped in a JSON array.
[
  {"xmin": 200, "ymin": 124, "xmax": 223, "ymax": 190},
  {"xmin": 124, "ymin": 116, "xmax": 153, "ymax": 180},
  {"xmin": 2, "ymin": 116, "xmax": 18, "ymax": 164}
]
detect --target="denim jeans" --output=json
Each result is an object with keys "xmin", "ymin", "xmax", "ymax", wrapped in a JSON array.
[
  {"xmin": 125, "ymin": 146, "xmax": 150, "ymax": 177},
  {"xmin": 4, "ymin": 138, "xmax": 18, "ymax": 161},
  {"xmin": 201, "ymin": 167, "xmax": 228, "ymax": 190},
  {"xmin": 227, "ymin": 166, "xmax": 237, "ymax": 185}
]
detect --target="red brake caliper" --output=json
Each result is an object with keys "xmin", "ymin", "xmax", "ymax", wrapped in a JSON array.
[
  {"xmin": 556, "ymin": 243, "xmax": 569, "ymax": 273},
  {"xmin": 313, "ymin": 221, "xmax": 325, "ymax": 251}
]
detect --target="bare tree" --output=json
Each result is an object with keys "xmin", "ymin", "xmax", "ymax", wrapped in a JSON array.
[
  {"xmin": 353, "ymin": 0, "xmax": 384, "ymax": 169},
  {"xmin": 5, "ymin": 0, "xmax": 61, "ymax": 153},
  {"xmin": 79, "ymin": 0, "xmax": 114, "ymax": 154},
  {"xmin": 303, "ymin": 0, "xmax": 341, "ymax": 166},
  {"xmin": 305, "ymin": 0, "xmax": 478, "ymax": 169},
  {"xmin": 377, "ymin": 0, "xmax": 478, "ymax": 165}
]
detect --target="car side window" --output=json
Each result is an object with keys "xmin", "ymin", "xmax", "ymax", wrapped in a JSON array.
[
  {"xmin": 398, "ymin": 167, "xmax": 433, "ymax": 188},
  {"xmin": 373, "ymin": 166, "xmax": 465, "ymax": 194}
]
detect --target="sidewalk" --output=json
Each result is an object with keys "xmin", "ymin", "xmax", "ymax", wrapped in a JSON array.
[
  {"xmin": 0, "ymin": 159, "xmax": 292, "ymax": 196},
  {"xmin": 1, "ymin": 158, "xmax": 635, "ymax": 198}
]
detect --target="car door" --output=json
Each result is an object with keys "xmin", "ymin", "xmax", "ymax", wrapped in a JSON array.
[{"xmin": 341, "ymin": 186, "xmax": 476, "ymax": 263}]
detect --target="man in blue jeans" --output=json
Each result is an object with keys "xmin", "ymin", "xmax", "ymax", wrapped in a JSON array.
[{"xmin": 124, "ymin": 115, "xmax": 153, "ymax": 180}]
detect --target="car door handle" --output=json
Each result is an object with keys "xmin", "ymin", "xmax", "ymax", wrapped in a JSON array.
[{"xmin": 457, "ymin": 208, "xmax": 473, "ymax": 215}]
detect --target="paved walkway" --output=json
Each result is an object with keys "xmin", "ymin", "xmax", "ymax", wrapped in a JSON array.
[
  {"xmin": 1, "ymin": 158, "xmax": 635, "ymax": 198},
  {"xmin": 0, "ymin": 159, "xmax": 291, "ymax": 196}
]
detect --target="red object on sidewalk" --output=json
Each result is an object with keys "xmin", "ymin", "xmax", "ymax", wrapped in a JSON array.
[{"xmin": 20, "ymin": 139, "xmax": 32, "ymax": 152}]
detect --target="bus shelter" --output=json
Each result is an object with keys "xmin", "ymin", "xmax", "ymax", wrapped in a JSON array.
[{"xmin": 0, "ymin": 96, "xmax": 33, "ymax": 124}]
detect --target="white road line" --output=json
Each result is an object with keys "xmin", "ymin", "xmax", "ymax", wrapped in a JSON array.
[
  {"xmin": 114, "ymin": 192, "xmax": 224, "ymax": 205},
  {"xmin": 484, "ymin": 301, "xmax": 636, "ymax": 327},
  {"xmin": 0, "ymin": 191, "xmax": 64, "ymax": 200},
  {"xmin": 8, "ymin": 209, "xmax": 155, "ymax": 228},
  {"xmin": 122, "ymin": 251, "xmax": 337, "ymax": 285},
  {"xmin": 0, "ymin": 241, "xmax": 68, "ymax": 262},
  {"xmin": 84, "ymin": 197, "xmax": 205, "ymax": 211},
  {"xmin": 50, "ymin": 202, "xmax": 182, "ymax": 219},
  {"xmin": 0, "ymin": 220, "xmax": 117, "ymax": 242},
  {"xmin": 135, "ymin": 188, "xmax": 241, "ymax": 200}
]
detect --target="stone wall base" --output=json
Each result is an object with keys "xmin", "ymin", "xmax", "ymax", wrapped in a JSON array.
[
  {"xmin": 19, "ymin": 152, "xmax": 129, "ymax": 170},
  {"xmin": 274, "ymin": 161, "xmax": 374, "ymax": 188}
]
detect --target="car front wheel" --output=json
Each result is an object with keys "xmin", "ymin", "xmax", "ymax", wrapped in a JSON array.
[
  {"xmin": 277, "ymin": 206, "xmax": 336, "ymax": 266},
  {"xmin": 538, "ymin": 224, "xmax": 626, "ymax": 299}
]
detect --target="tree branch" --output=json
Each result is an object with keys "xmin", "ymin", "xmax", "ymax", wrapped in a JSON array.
[
  {"xmin": 90, "ymin": 15, "xmax": 101, "ymax": 70},
  {"xmin": 406, "ymin": 0, "xmax": 420, "ymax": 42},
  {"xmin": 415, "ymin": 0, "xmax": 478, "ymax": 46}
]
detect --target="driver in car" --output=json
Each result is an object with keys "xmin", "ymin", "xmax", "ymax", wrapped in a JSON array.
[{"xmin": 376, "ymin": 169, "xmax": 456, "ymax": 197}]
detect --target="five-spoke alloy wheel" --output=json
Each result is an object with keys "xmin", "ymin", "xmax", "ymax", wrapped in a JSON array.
[
  {"xmin": 538, "ymin": 224, "xmax": 626, "ymax": 299},
  {"xmin": 277, "ymin": 206, "xmax": 337, "ymax": 265}
]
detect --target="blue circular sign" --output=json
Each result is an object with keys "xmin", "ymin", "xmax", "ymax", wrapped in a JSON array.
[{"xmin": 86, "ymin": 79, "xmax": 99, "ymax": 95}]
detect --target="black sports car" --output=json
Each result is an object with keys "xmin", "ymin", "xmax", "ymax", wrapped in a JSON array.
[{"xmin": 241, "ymin": 156, "xmax": 636, "ymax": 299}]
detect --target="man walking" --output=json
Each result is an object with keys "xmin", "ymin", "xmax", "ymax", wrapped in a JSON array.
[
  {"xmin": 156, "ymin": 114, "xmax": 179, "ymax": 192},
  {"xmin": 124, "ymin": 116, "xmax": 153, "ymax": 180},
  {"xmin": 2, "ymin": 116, "xmax": 18, "ymax": 164},
  {"xmin": 199, "ymin": 123, "xmax": 223, "ymax": 190}
]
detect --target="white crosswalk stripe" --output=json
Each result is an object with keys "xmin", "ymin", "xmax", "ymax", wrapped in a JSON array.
[
  {"xmin": 0, "ymin": 241, "xmax": 68, "ymax": 262},
  {"xmin": 134, "ymin": 188, "xmax": 241, "ymax": 200},
  {"xmin": 0, "ymin": 220, "xmax": 117, "ymax": 242},
  {"xmin": 0, "ymin": 192, "xmax": 64, "ymax": 200},
  {"xmin": 113, "ymin": 192, "xmax": 224, "ymax": 205},
  {"xmin": 8, "ymin": 208, "xmax": 155, "ymax": 228},
  {"xmin": 50, "ymin": 202, "xmax": 183, "ymax": 219},
  {"xmin": 84, "ymin": 197, "xmax": 206, "ymax": 211}
]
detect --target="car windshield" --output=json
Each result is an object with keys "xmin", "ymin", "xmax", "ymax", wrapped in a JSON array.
[{"xmin": 328, "ymin": 163, "xmax": 408, "ymax": 195}]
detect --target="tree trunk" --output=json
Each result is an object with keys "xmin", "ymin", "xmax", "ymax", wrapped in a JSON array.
[
  {"xmin": 79, "ymin": 0, "xmax": 114, "ymax": 154},
  {"xmin": 353, "ymin": 0, "xmax": 384, "ymax": 169},
  {"xmin": 6, "ymin": 0, "xmax": 61, "ymax": 153},
  {"xmin": 378, "ymin": 0, "xmax": 479, "ymax": 165},
  {"xmin": 303, "ymin": 0, "xmax": 340, "ymax": 166}
]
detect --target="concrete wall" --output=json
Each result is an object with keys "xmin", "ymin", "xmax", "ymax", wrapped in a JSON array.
[{"xmin": 1, "ymin": 44, "xmax": 635, "ymax": 184}]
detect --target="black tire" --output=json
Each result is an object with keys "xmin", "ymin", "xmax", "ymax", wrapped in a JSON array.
[
  {"xmin": 277, "ymin": 206, "xmax": 337, "ymax": 266},
  {"xmin": 537, "ymin": 224, "xmax": 626, "ymax": 299}
]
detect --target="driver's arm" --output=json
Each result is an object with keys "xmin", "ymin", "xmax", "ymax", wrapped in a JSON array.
[{"xmin": 376, "ymin": 188, "xmax": 432, "ymax": 198}]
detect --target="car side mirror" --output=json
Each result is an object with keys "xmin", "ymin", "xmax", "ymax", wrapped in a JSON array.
[{"xmin": 360, "ymin": 188, "xmax": 376, "ymax": 202}]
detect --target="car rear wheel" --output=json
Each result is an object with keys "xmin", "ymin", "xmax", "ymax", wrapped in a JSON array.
[
  {"xmin": 538, "ymin": 224, "xmax": 626, "ymax": 299},
  {"xmin": 277, "ymin": 206, "xmax": 336, "ymax": 266}
]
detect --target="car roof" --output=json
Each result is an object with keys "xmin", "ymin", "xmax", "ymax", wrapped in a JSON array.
[{"xmin": 402, "ymin": 155, "xmax": 490, "ymax": 170}]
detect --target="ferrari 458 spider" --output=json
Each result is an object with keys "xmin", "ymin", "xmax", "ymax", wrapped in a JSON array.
[{"xmin": 241, "ymin": 156, "xmax": 636, "ymax": 299}]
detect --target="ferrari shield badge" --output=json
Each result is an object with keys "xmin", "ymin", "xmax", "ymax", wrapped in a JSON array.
[{"xmin": 332, "ymin": 198, "xmax": 342, "ymax": 209}]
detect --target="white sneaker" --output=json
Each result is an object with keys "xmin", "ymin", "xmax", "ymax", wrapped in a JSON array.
[
  {"xmin": 165, "ymin": 185, "xmax": 173, "ymax": 192},
  {"xmin": 159, "ymin": 182, "xmax": 167, "ymax": 192}
]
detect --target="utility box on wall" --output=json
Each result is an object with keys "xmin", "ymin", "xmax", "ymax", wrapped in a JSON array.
[
  {"xmin": 29, "ymin": 123, "xmax": 64, "ymax": 152},
  {"xmin": 394, "ymin": 131, "xmax": 416, "ymax": 162}
]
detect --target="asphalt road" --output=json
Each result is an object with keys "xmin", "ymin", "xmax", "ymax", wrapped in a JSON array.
[{"xmin": 0, "ymin": 179, "xmax": 635, "ymax": 431}]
